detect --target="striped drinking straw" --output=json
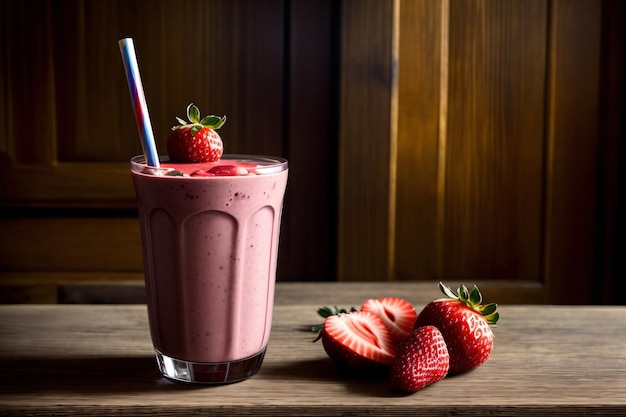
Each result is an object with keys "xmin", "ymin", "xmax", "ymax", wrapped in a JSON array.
[{"xmin": 118, "ymin": 38, "xmax": 160, "ymax": 168}]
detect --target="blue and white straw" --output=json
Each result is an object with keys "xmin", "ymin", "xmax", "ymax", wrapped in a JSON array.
[{"xmin": 119, "ymin": 38, "xmax": 160, "ymax": 168}]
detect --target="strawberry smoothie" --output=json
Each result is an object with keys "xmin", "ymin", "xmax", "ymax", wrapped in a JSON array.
[{"xmin": 130, "ymin": 155, "xmax": 288, "ymax": 383}]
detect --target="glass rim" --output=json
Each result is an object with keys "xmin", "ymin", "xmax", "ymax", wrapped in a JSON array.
[{"xmin": 130, "ymin": 154, "xmax": 288, "ymax": 176}]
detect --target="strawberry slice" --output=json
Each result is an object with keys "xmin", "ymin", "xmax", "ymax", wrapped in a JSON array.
[
  {"xmin": 207, "ymin": 165, "xmax": 249, "ymax": 176},
  {"xmin": 321, "ymin": 311, "xmax": 396, "ymax": 370},
  {"xmin": 360, "ymin": 297, "xmax": 418, "ymax": 343},
  {"xmin": 391, "ymin": 325, "xmax": 450, "ymax": 393}
]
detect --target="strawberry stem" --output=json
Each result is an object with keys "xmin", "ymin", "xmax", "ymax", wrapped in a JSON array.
[
  {"xmin": 171, "ymin": 103, "xmax": 226, "ymax": 135},
  {"xmin": 438, "ymin": 282, "xmax": 499, "ymax": 325}
]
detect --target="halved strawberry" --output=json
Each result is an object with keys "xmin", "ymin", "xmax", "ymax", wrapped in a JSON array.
[
  {"xmin": 321, "ymin": 311, "xmax": 396, "ymax": 370},
  {"xmin": 360, "ymin": 297, "xmax": 418, "ymax": 343},
  {"xmin": 167, "ymin": 103, "xmax": 226, "ymax": 163},
  {"xmin": 391, "ymin": 325, "xmax": 449, "ymax": 393},
  {"xmin": 414, "ymin": 282, "xmax": 499, "ymax": 374}
]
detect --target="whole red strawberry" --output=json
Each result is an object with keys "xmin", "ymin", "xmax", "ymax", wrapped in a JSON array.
[
  {"xmin": 414, "ymin": 283, "xmax": 499, "ymax": 374},
  {"xmin": 391, "ymin": 325, "xmax": 449, "ymax": 393},
  {"xmin": 360, "ymin": 297, "xmax": 417, "ymax": 343},
  {"xmin": 167, "ymin": 103, "xmax": 226, "ymax": 163},
  {"xmin": 320, "ymin": 311, "xmax": 396, "ymax": 370}
]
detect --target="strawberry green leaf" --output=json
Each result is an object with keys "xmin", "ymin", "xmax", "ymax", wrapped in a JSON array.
[
  {"xmin": 316, "ymin": 306, "xmax": 354, "ymax": 318},
  {"xmin": 485, "ymin": 311, "xmax": 500, "ymax": 325},
  {"xmin": 458, "ymin": 284, "xmax": 470, "ymax": 302},
  {"xmin": 200, "ymin": 115, "xmax": 226, "ymax": 129},
  {"xmin": 187, "ymin": 103, "xmax": 201, "ymax": 124},
  {"xmin": 480, "ymin": 303, "xmax": 497, "ymax": 316},
  {"xmin": 175, "ymin": 117, "xmax": 188, "ymax": 126},
  {"xmin": 469, "ymin": 285, "xmax": 482, "ymax": 306},
  {"xmin": 311, "ymin": 324, "xmax": 323, "ymax": 333},
  {"xmin": 311, "ymin": 327, "xmax": 324, "ymax": 342},
  {"xmin": 317, "ymin": 306, "xmax": 336, "ymax": 318},
  {"xmin": 438, "ymin": 282, "xmax": 458, "ymax": 300}
]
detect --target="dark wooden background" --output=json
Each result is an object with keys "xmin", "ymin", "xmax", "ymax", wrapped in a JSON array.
[{"xmin": 1, "ymin": 0, "xmax": 624, "ymax": 304}]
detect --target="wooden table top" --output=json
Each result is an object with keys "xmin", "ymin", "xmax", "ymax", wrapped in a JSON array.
[{"xmin": 1, "ymin": 282, "xmax": 625, "ymax": 416}]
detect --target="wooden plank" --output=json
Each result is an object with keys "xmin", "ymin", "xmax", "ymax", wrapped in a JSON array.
[
  {"xmin": 443, "ymin": 0, "xmax": 548, "ymax": 280},
  {"xmin": 275, "ymin": 280, "xmax": 543, "ymax": 306},
  {"xmin": 338, "ymin": 0, "xmax": 395, "ymax": 281},
  {"xmin": 396, "ymin": 0, "xmax": 550, "ymax": 284},
  {"xmin": 395, "ymin": 0, "xmax": 444, "ymax": 280},
  {"xmin": 279, "ymin": 0, "xmax": 336, "ymax": 281},
  {"xmin": 544, "ymin": 0, "xmax": 602, "ymax": 304},
  {"xmin": 0, "ymin": 272, "xmax": 144, "ymax": 304},
  {"xmin": 1, "ymin": 0, "xmax": 57, "ymax": 165},
  {"xmin": 596, "ymin": 0, "xmax": 626, "ymax": 304},
  {"xmin": 0, "ymin": 163, "xmax": 136, "ymax": 206},
  {"xmin": 0, "ymin": 272, "xmax": 144, "ymax": 286},
  {"xmin": 0, "ymin": 217, "xmax": 143, "ymax": 271},
  {"xmin": 57, "ymin": 282, "xmax": 146, "ymax": 304}
]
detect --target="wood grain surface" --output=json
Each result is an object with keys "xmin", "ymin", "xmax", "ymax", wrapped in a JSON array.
[{"xmin": 1, "ymin": 282, "xmax": 625, "ymax": 416}]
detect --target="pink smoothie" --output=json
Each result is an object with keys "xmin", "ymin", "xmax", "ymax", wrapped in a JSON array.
[{"xmin": 131, "ymin": 155, "xmax": 288, "ymax": 366}]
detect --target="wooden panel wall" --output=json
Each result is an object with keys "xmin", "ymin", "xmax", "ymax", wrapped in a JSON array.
[
  {"xmin": 543, "ymin": 0, "xmax": 603, "ymax": 303},
  {"xmin": 338, "ymin": 0, "xmax": 621, "ymax": 304},
  {"xmin": 337, "ymin": 0, "xmax": 396, "ymax": 284},
  {"xmin": 1, "ymin": 0, "xmax": 622, "ymax": 304},
  {"xmin": 442, "ymin": 0, "xmax": 547, "ymax": 282},
  {"xmin": 0, "ymin": 0, "xmax": 337, "ymax": 302}
]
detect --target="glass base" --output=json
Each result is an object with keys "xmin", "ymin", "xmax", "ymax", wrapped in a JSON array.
[{"xmin": 155, "ymin": 348, "xmax": 266, "ymax": 384}]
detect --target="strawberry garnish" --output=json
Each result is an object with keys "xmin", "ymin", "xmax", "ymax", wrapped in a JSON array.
[
  {"xmin": 166, "ymin": 103, "xmax": 226, "ymax": 163},
  {"xmin": 414, "ymin": 282, "xmax": 499, "ymax": 374},
  {"xmin": 207, "ymin": 165, "xmax": 249, "ymax": 176},
  {"xmin": 320, "ymin": 311, "xmax": 396, "ymax": 370},
  {"xmin": 360, "ymin": 297, "xmax": 418, "ymax": 343},
  {"xmin": 189, "ymin": 166, "xmax": 249, "ymax": 177},
  {"xmin": 390, "ymin": 325, "xmax": 449, "ymax": 393}
]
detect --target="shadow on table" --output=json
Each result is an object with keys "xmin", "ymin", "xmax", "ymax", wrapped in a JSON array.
[
  {"xmin": 259, "ymin": 357, "xmax": 410, "ymax": 398},
  {"xmin": 0, "ymin": 355, "xmax": 437, "ymax": 397},
  {"xmin": 0, "ymin": 356, "xmax": 203, "ymax": 394}
]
